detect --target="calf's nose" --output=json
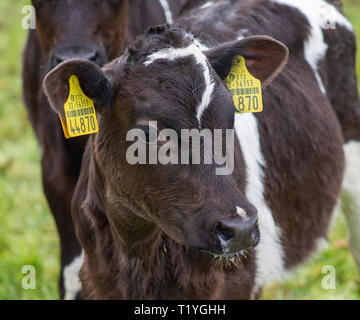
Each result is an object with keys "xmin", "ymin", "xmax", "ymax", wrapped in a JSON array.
[
  {"xmin": 49, "ymin": 44, "xmax": 108, "ymax": 70},
  {"xmin": 53, "ymin": 50, "xmax": 98, "ymax": 65},
  {"xmin": 214, "ymin": 214, "xmax": 259, "ymax": 253}
]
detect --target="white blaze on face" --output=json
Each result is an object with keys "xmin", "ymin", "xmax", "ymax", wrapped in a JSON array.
[
  {"xmin": 144, "ymin": 42, "xmax": 215, "ymax": 127},
  {"xmin": 63, "ymin": 250, "xmax": 84, "ymax": 300},
  {"xmin": 271, "ymin": 0, "xmax": 353, "ymax": 94},
  {"xmin": 157, "ymin": 0, "xmax": 174, "ymax": 24},
  {"xmin": 234, "ymin": 113, "xmax": 285, "ymax": 291}
]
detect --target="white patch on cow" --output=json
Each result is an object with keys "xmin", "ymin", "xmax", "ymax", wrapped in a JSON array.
[
  {"xmin": 157, "ymin": 0, "xmax": 173, "ymax": 24},
  {"xmin": 144, "ymin": 43, "xmax": 215, "ymax": 126},
  {"xmin": 234, "ymin": 113, "xmax": 285, "ymax": 290},
  {"xmin": 342, "ymin": 142, "xmax": 360, "ymax": 272},
  {"xmin": 271, "ymin": 0, "xmax": 353, "ymax": 94},
  {"xmin": 200, "ymin": 1, "xmax": 214, "ymax": 10},
  {"xmin": 315, "ymin": 236, "xmax": 329, "ymax": 252},
  {"xmin": 63, "ymin": 250, "xmax": 84, "ymax": 300},
  {"xmin": 194, "ymin": 38, "xmax": 210, "ymax": 51},
  {"xmin": 237, "ymin": 29, "xmax": 249, "ymax": 41},
  {"xmin": 236, "ymin": 206, "xmax": 248, "ymax": 220}
]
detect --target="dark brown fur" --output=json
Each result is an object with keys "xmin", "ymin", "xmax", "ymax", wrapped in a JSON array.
[
  {"xmin": 44, "ymin": 16, "xmax": 345, "ymax": 298},
  {"xmin": 22, "ymin": 0, "xmax": 193, "ymax": 299}
]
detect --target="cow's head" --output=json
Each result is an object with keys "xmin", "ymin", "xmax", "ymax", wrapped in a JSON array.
[
  {"xmin": 32, "ymin": 0, "xmax": 127, "ymax": 69},
  {"xmin": 43, "ymin": 25, "xmax": 288, "ymax": 261}
]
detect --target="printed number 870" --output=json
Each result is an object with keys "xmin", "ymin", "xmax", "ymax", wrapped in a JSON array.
[{"xmin": 237, "ymin": 95, "xmax": 259, "ymax": 112}]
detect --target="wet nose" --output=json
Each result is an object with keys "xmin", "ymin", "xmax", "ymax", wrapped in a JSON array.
[
  {"xmin": 49, "ymin": 45, "xmax": 108, "ymax": 69},
  {"xmin": 214, "ymin": 213, "xmax": 259, "ymax": 253}
]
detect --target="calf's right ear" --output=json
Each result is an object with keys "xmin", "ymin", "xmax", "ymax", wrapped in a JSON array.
[{"xmin": 43, "ymin": 58, "xmax": 113, "ymax": 119}]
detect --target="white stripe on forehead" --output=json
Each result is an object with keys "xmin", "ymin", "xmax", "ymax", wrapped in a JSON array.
[
  {"xmin": 144, "ymin": 43, "xmax": 215, "ymax": 127},
  {"xmin": 157, "ymin": 0, "xmax": 174, "ymax": 24}
]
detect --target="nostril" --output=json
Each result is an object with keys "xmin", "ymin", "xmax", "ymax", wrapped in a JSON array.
[
  {"xmin": 51, "ymin": 50, "xmax": 99, "ymax": 67},
  {"xmin": 250, "ymin": 226, "xmax": 260, "ymax": 246},
  {"xmin": 215, "ymin": 222, "xmax": 235, "ymax": 242},
  {"xmin": 51, "ymin": 54, "xmax": 64, "ymax": 67},
  {"xmin": 55, "ymin": 57, "xmax": 63, "ymax": 65},
  {"xmin": 87, "ymin": 51, "xmax": 98, "ymax": 62}
]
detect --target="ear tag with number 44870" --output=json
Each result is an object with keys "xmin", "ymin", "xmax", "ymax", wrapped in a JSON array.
[
  {"xmin": 225, "ymin": 56, "xmax": 263, "ymax": 113},
  {"xmin": 59, "ymin": 75, "xmax": 99, "ymax": 139}
]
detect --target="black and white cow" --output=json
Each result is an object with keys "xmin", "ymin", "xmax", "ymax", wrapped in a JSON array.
[{"xmin": 180, "ymin": 0, "xmax": 360, "ymax": 278}]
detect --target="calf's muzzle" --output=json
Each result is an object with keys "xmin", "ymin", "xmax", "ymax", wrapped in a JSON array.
[
  {"xmin": 184, "ymin": 204, "xmax": 260, "ymax": 257},
  {"xmin": 49, "ymin": 41, "xmax": 108, "ymax": 70},
  {"xmin": 214, "ymin": 213, "xmax": 259, "ymax": 254}
]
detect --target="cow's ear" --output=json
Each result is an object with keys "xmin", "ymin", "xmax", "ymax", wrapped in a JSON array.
[
  {"xmin": 204, "ymin": 35, "xmax": 289, "ymax": 86},
  {"xmin": 43, "ymin": 58, "xmax": 113, "ymax": 118}
]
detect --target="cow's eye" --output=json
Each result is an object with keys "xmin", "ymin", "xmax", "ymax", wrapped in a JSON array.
[{"xmin": 137, "ymin": 124, "xmax": 158, "ymax": 145}]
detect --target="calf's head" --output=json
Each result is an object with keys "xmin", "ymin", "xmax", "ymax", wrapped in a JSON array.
[
  {"xmin": 43, "ymin": 25, "xmax": 288, "ymax": 259},
  {"xmin": 32, "ymin": 0, "xmax": 128, "ymax": 69}
]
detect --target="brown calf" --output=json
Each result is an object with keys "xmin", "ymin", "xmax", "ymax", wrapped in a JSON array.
[
  {"xmin": 22, "ymin": 0, "xmax": 190, "ymax": 299},
  {"xmin": 43, "ymin": 18, "xmax": 345, "ymax": 298}
]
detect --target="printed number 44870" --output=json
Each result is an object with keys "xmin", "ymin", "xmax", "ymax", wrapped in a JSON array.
[{"xmin": 69, "ymin": 115, "xmax": 96, "ymax": 135}]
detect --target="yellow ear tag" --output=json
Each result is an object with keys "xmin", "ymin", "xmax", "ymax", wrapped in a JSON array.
[
  {"xmin": 59, "ymin": 75, "xmax": 99, "ymax": 139},
  {"xmin": 225, "ymin": 56, "xmax": 263, "ymax": 113}
]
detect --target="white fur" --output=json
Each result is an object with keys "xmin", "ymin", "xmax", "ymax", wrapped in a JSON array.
[
  {"xmin": 145, "ymin": 43, "xmax": 215, "ymax": 126},
  {"xmin": 236, "ymin": 206, "xmax": 248, "ymax": 220},
  {"xmin": 342, "ymin": 142, "xmax": 360, "ymax": 273},
  {"xmin": 315, "ymin": 236, "xmax": 329, "ymax": 252},
  {"xmin": 200, "ymin": 1, "xmax": 214, "ymax": 10},
  {"xmin": 272, "ymin": 0, "xmax": 353, "ymax": 94},
  {"xmin": 157, "ymin": 0, "xmax": 174, "ymax": 24},
  {"xmin": 63, "ymin": 250, "xmax": 84, "ymax": 300},
  {"xmin": 234, "ymin": 113, "xmax": 285, "ymax": 290},
  {"xmin": 237, "ymin": 29, "xmax": 249, "ymax": 41},
  {"xmin": 194, "ymin": 38, "xmax": 210, "ymax": 51}
]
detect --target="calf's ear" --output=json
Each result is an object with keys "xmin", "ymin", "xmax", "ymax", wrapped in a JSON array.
[
  {"xmin": 204, "ymin": 35, "xmax": 289, "ymax": 86},
  {"xmin": 43, "ymin": 58, "xmax": 113, "ymax": 118}
]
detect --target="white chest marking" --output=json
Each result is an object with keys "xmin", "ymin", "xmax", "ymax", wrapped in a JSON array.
[
  {"xmin": 234, "ymin": 113, "xmax": 285, "ymax": 290},
  {"xmin": 63, "ymin": 250, "xmax": 84, "ymax": 300}
]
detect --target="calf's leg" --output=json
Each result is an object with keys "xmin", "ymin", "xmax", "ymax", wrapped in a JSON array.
[{"xmin": 41, "ymin": 146, "xmax": 83, "ymax": 299}]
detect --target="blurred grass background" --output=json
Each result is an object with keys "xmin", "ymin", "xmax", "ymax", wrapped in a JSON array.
[{"xmin": 0, "ymin": 0, "xmax": 359, "ymax": 300}]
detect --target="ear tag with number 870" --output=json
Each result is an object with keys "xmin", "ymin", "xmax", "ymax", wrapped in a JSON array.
[
  {"xmin": 225, "ymin": 56, "xmax": 263, "ymax": 113},
  {"xmin": 59, "ymin": 75, "xmax": 99, "ymax": 139}
]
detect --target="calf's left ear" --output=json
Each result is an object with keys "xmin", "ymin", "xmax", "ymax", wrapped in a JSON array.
[
  {"xmin": 43, "ymin": 58, "xmax": 113, "ymax": 119},
  {"xmin": 204, "ymin": 35, "xmax": 289, "ymax": 86}
]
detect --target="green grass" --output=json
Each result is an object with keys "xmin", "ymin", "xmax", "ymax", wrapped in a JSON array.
[
  {"xmin": 0, "ymin": 0, "xmax": 359, "ymax": 300},
  {"xmin": 344, "ymin": 0, "xmax": 360, "ymax": 92},
  {"xmin": 0, "ymin": 0, "xmax": 59, "ymax": 299}
]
